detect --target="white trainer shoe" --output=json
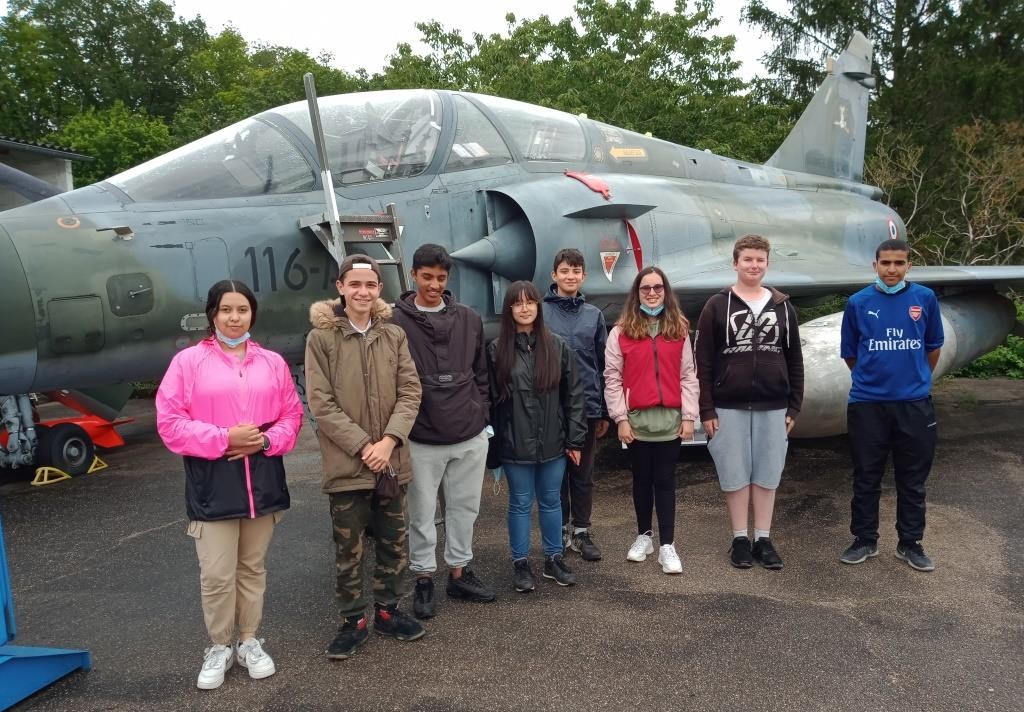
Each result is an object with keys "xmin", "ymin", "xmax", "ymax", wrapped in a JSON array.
[
  {"xmin": 658, "ymin": 543, "xmax": 683, "ymax": 574},
  {"xmin": 627, "ymin": 531, "xmax": 655, "ymax": 562},
  {"xmin": 236, "ymin": 637, "xmax": 276, "ymax": 679},
  {"xmin": 197, "ymin": 643, "xmax": 234, "ymax": 690}
]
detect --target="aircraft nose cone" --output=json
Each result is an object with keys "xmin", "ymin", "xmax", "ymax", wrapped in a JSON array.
[{"xmin": 0, "ymin": 223, "xmax": 37, "ymax": 394}]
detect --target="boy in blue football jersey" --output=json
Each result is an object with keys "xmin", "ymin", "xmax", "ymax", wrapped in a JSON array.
[{"xmin": 839, "ymin": 239, "xmax": 944, "ymax": 571}]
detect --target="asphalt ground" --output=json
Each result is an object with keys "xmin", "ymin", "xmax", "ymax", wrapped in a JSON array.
[{"xmin": 1, "ymin": 378, "xmax": 1021, "ymax": 712}]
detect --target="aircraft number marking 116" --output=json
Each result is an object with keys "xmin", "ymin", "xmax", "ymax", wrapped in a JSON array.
[{"xmin": 244, "ymin": 246, "xmax": 339, "ymax": 293}]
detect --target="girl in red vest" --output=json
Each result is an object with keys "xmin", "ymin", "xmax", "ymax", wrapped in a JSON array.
[{"xmin": 605, "ymin": 267, "xmax": 699, "ymax": 574}]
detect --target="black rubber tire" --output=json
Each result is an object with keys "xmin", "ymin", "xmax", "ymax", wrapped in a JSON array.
[{"xmin": 36, "ymin": 422, "xmax": 95, "ymax": 476}]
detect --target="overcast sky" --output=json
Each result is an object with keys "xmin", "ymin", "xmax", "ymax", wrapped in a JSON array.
[{"xmin": 1, "ymin": 0, "xmax": 790, "ymax": 81}]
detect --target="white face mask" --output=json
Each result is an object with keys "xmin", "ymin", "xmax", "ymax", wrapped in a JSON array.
[{"xmin": 215, "ymin": 327, "xmax": 251, "ymax": 348}]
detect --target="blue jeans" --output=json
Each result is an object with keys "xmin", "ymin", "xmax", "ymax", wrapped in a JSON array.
[{"xmin": 503, "ymin": 457, "xmax": 566, "ymax": 559}]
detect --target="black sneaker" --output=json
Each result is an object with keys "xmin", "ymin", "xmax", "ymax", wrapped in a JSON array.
[
  {"xmin": 570, "ymin": 530, "xmax": 603, "ymax": 561},
  {"xmin": 513, "ymin": 558, "xmax": 536, "ymax": 593},
  {"xmin": 446, "ymin": 566, "xmax": 496, "ymax": 603},
  {"xmin": 373, "ymin": 605, "xmax": 426, "ymax": 641},
  {"xmin": 729, "ymin": 536, "xmax": 754, "ymax": 568},
  {"xmin": 752, "ymin": 537, "xmax": 784, "ymax": 570},
  {"xmin": 839, "ymin": 538, "xmax": 879, "ymax": 564},
  {"xmin": 326, "ymin": 615, "xmax": 369, "ymax": 659},
  {"xmin": 895, "ymin": 541, "xmax": 935, "ymax": 572},
  {"xmin": 543, "ymin": 554, "xmax": 576, "ymax": 586},
  {"xmin": 413, "ymin": 576, "xmax": 435, "ymax": 620}
]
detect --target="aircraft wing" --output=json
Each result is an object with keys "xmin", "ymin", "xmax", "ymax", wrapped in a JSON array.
[{"xmin": 675, "ymin": 264, "xmax": 1024, "ymax": 299}]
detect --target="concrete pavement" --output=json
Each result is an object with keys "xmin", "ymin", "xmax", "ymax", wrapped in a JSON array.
[{"xmin": 1, "ymin": 378, "xmax": 1021, "ymax": 711}]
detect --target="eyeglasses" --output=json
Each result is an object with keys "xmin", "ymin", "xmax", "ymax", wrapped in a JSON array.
[
  {"xmin": 639, "ymin": 284, "xmax": 665, "ymax": 295},
  {"xmin": 511, "ymin": 300, "xmax": 538, "ymax": 309}
]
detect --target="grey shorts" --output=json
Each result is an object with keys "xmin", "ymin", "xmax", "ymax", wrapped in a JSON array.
[{"xmin": 706, "ymin": 408, "xmax": 788, "ymax": 491}]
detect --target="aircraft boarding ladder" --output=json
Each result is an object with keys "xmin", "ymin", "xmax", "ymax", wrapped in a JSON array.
[
  {"xmin": 297, "ymin": 73, "xmax": 409, "ymax": 301},
  {"xmin": 298, "ymin": 203, "xmax": 409, "ymax": 302}
]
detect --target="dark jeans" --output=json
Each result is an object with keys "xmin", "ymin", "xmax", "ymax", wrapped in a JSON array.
[
  {"xmin": 847, "ymin": 398, "xmax": 937, "ymax": 545},
  {"xmin": 561, "ymin": 418, "xmax": 601, "ymax": 529},
  {"xmin": 628, "ymin": 438, "xmax": 681, "ymax": 545}
]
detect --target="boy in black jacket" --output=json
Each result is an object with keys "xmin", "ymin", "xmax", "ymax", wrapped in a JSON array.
[
  {"xmin": 695, "ymin": 234, "xmax": 804, "ymax": 571},
  {"xmin": 390, "ymin": 244, "xmax": 495, "ymax": 619}
]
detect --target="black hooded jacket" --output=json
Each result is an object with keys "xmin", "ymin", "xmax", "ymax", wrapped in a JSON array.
[
  {"xmin": 694, "ymin": 286, "xmax": 804, "ymax": 420},
  {"xmin": 391, "ymin": 290, "xmax": 489, "ymax": 445}
]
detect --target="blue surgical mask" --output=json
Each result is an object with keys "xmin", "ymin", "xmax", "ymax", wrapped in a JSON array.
[
  {"xmin": 215, "ymin": 327, "xmax": 251, "ymax": 348},
  {"xmin": 874, "ymin": 276, "xmax": 906, "ymax": 294},
  {"xmin": 640, "ymin": 304, "xmax": 665, "ymax": 317}
]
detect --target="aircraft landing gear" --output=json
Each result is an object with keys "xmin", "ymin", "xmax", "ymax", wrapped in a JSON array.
[{"xmin": 0, "ymin": 393, "xmax": 121, "ymax": 485}]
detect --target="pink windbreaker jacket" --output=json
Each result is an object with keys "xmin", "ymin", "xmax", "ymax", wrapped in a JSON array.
[{"xmin": 156, "ymin": 337, "xmax": 303, "ymax": 521}]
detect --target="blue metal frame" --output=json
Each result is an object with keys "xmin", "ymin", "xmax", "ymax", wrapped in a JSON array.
[{"xmin": 0, "ymin": 514, "xmax": 91, "ymax": 710}]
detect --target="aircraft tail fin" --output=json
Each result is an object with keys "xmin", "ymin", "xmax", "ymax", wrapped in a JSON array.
[{"xmin": 766, "ymin": 31, "xmax": 874, "ymax": 183}]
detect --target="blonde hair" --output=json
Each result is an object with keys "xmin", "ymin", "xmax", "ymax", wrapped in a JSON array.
[{"xmin": 616, "ymin": 266, "xmax": 688, "ymax": 341}]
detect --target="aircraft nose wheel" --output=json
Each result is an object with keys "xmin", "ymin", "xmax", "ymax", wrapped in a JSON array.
[{"xmin": 36, "ymin": 423, "xmax": 95, "ymax": 477}]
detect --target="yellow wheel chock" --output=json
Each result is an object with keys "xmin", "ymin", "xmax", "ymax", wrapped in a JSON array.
[{"xmin": 31, "ymin": 456, "xmax": 107, "ymax": 486}]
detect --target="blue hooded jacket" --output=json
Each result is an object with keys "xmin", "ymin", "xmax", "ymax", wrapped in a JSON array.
[{"xmin": 542, "ymin": 284, "xmax": 608, "ymax": 420}]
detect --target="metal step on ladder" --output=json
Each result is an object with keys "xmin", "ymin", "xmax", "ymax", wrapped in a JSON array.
[
  {"xmin": 297, "ymin": 72, "xmax": 409, "ymax": 303},
  {"xmin": 298, "ymin": 203, "xmax": 409, "ymax": 302}
]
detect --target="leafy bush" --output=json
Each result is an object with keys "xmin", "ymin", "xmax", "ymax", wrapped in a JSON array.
[
  {"xmin": 952, "ymin": 294, "xmax": 1024, "ymax": 379},
  {"xmin": 952, "ymin": 336, "xmax": 1024, "ymax": 378}
]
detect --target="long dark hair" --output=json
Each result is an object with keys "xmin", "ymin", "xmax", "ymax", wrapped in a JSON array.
[
  {"xmin": 494, "ymin": 281, "xmax": 559, "ymax": 397},
  {"xmin": 617, "ymin": 266, "xmax": 688, "ymax": 340},
  {"xmin": 205, "ymin": 279, "xmax": 258, "ymax": 335}
]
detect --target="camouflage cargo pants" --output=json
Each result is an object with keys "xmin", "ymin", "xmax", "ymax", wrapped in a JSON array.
[{"xmin": 329, "ymin": 489, "xmax": 408, "ymax": 620}]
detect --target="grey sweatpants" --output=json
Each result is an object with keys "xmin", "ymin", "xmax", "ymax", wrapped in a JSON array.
[
  {"xmin": 407, "ymin": 430, "xmax": 488, "ymax": 573},
  {"xmin": 706, "ymin": 408, "xmax": 788, "ymax": 491}
]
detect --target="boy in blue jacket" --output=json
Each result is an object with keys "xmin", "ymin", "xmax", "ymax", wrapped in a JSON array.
[{"xmin": 542, "ymin": 249, "xmax": 608, "ymax": 561}]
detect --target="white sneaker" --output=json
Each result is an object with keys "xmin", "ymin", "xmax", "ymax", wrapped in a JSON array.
[
  {"xmin": 236, "ymin": 637, "xmax": 276, "ymax": 679},
  {"xmin": 627, "ymin": 532, "xmax": 655, "ymax": 562},
  {"xmin": 658, "ymin": 543, "xmax": 683, "ymax": 574},
  {"xmin": 197, "ymin": 644, "xmax": 234, "ymax": 690}
]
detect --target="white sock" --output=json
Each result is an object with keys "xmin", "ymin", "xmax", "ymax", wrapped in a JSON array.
[
  {"xmin": 574, "ymin": 527, "xmax": 587, "ymax": 535},
  {"xmin": 754, "ymin": 528, "xmax": 770, "ymax": 541},
  {"xmin": 733, "ymin": 529, "xmax": 748, "ymax": 540}
]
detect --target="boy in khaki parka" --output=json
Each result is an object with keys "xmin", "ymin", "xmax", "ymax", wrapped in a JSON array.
[{"xmin": 304, "ymin": 254, "xmax": 423, "ymax": 659}]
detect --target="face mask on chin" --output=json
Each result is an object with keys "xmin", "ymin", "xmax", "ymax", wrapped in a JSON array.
[
  {"xmin": 874, "ymin": 276, "xmax": 906, "ymax": 294},
  {"xmin": 215, "ymin": 327, "xmax": 251, "ymax": 348},
  {"xmin": 640, "ymin": 304, "xmax": 665, "ymax": 316}
]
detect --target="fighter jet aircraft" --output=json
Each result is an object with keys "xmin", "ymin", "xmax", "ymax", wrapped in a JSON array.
[{"xmin": 1, "ymin": 31, "xmax": 1022, "ymax": 473}]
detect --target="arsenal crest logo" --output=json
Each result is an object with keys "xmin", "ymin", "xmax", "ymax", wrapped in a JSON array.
[{"xmin": 908, "ymin": 306, "xmax": 922, "ymax": 321}]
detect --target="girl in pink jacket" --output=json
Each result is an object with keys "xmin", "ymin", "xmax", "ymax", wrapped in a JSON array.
[{"xmin": 156, "ymin": 280, "xmax": 302, "ymax": 691}]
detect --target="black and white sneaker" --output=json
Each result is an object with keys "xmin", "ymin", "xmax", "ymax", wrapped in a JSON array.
[
  {"xmin": 513, "ymin": 558, "xmax": 536, "ymax": 593},
  {"xmin": 570, "ymin": 529, "xmax": 603, "ymax": 561},
  {"xmin": 840, "ymin": 538, "xmax": 879, "ymax": 565},
  {"xmin": 895, "ymin": 541, "xmax": 935, "ymax": 572},
  {"xmin": 543, "ymin": 554, "xmax": 576, "ymax": 586}
]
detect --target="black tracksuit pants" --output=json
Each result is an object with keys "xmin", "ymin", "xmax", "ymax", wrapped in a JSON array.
[
  {"xmin": 561, "ymin": 418, "xmax": 600, "ymax": 529},
  {"xmin": 847, "ymin": 398, "xmax": 938, "ymax": 545}
]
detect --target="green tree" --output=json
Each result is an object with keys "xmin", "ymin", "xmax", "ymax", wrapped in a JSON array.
[
  {"xmin": 46, "ymin": 101, "xmax": 172, "ymax": 187},
  {"xmin": 171, "ymin": 30, "xmax": 365, "ymax": 145},
  {"xmin": 0, "ymin": 0, "xmax": 208, "ymax": 137}
]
